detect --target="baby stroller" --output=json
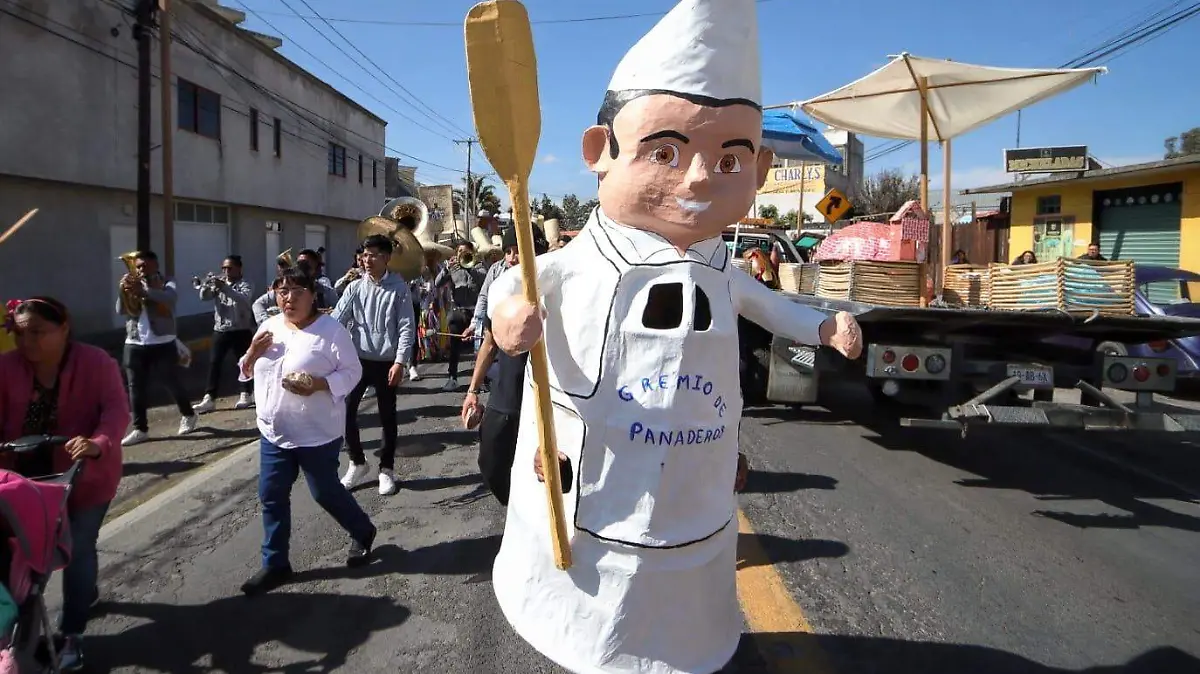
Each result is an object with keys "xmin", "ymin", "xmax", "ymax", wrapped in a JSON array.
[{"xmin": 0, "ymin": 435, "xmax": 82, "ymax": 674}]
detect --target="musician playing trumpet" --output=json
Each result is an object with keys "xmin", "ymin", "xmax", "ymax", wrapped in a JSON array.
[
  {"xmin": 334, "ymin": 245, "xmax": 367, "ymax": 295},
  {"xmin": 115, "ymin": 250, "xmax": 197, "ymax": 446},
  {"xmin": 192, "ymin": 255, "xmax": 256, "ymax": 414}
]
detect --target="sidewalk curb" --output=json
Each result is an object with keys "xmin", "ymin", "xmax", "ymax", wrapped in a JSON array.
[{"xmin": 100, "ymin": 439, "xmax": 258, "ymax": 544}]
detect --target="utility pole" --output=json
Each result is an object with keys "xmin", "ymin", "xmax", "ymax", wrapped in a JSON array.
[
  {"xmin": 159, "ymin": 0, "xmax": 175, "ymax": 276},
  {"xmin": 454, "ymin": 138, "xmax": 478, "ymax": 238},
  {"xmin": 134, "ymin": 0, "xmax": 157, "ymax": 253}
]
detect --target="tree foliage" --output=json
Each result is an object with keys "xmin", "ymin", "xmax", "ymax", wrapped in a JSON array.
[
  {"xmin": 1164, "ymin": 127, "xmax": 1200, "ymax": 159},
  {"xmin": 758, "ymin": 204, "xmax": 780, "ymax": 221},
  {"xmin": 535, "ymin": 194, "xmax": 565, "ymax": 221},
  {"xmin": 559, "ymin": 194, "xmax": 598, "ymax": 229},
  {"xmin": 452, "ymin": 175, "xmax": 502, "ymax": 217},
  {"xmin": 857, "ymin": 169, "xmax": 921, "ymax": 219}
]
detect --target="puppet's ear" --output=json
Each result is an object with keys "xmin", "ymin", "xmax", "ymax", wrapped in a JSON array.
[
  {"xmin": 756, "ymin": 146, "xmax": 775, "ymax": 189},
  {"xmin": 583, "ymin": 125, "xmax": 611, "ymax": 175}
]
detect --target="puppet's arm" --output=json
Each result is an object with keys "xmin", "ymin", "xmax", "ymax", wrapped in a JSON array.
[
  {"xmin": 731, "ymin": 270, "xmax": 862, "ymax": 359},
  {"xmin": 486, "ymin": 255, "xmax": 562, "ymax": 356}
]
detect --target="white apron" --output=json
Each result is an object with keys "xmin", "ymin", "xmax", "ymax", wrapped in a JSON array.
[{"xmin": 494, "ymin": 213, "xmax": 744, "ymax": 674}]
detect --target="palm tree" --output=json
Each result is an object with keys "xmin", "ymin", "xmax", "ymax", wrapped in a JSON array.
[{"xmin": 453, "ymin": 175, "xmax": 502, "ymax": 217}]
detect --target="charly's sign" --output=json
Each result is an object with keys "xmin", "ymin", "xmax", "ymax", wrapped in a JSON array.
[
  {"xmin": 759, "ymin": 164, "xmax": 825, "ymax": 194},
  {"xmin": 1004, "ymin": 146, "xmax": 1089, "ymax": 173}
]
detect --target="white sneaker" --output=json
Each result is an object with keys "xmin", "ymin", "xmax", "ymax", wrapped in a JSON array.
[
  {"xmin": 122, "ymin": 429, "xmax": 148, "ymax": 446},
  {"xmin": 442, "ymin": 378, "xmax": 460, "ymax": 392},
  {"xmin": 235, "ymin": 392, "xmax": 254, "ymax": 409},
  {"xmin": 178, "ymin": 414, "xmax": 198, "ymax": 435},
  {"xmin": 192, "ymin": 395, "xmax": 216, "ymax": 414},
  {"xmin": 408, "ymin": 365, "xmax": 421, "ymax": 381},
  {"xmin": 363, "ymin": 387, "xmax": 375, "ymax": 400},
  {"xmin": 378, "ymin": 469, "xmax": 399, "ymax": 496},
  {"xmin": 341, "ymin": 463, "xmax": 367, "ymax": 489}
]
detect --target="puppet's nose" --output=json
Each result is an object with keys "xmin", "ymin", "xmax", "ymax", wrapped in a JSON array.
[{"xmin": 682, "ymin": 154, "xmax": 710, "ymax": 190}]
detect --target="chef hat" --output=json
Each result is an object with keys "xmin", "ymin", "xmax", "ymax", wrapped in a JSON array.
[{"xmin": 607, "ymin": 0, "xmax": 761, "ymax": 106}]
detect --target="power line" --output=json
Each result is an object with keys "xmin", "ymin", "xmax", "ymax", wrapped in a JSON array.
[
  {"xmin": 228, "ymin": 0, "xmax": 458, "ymax": 142},
  {"xmin": 290, "ymin": 0, "xmax": 472, "ymax": 137},
  {"xmin": 241, "ymin": 0, "xmax": 779, "ymax": 27}
]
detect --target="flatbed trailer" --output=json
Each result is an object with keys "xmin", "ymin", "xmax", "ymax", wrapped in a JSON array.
[{"xmin": 741, "ymin": 293, "xmax": 1200, "ymax": 435}]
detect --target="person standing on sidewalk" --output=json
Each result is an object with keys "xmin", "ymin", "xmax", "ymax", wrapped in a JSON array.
[
  {"xmin": 0, "ymin": 297, "xmax": 130, "ymax": 670},
  {"xmin": 237, "ymin": 267, "xmax": 376, "ymax": 596},
  {"xmin": 331, "ymin": 234, "xmax": 415, "ymax": 495},
  {"xmin": 434, "ymin": 241, "xmax": 487, "ymax": 391},
  {"xmin": 116, "ymin": 250, "xmax": 196, "ymax": 446},
  {"xmin": 193, "ymin": 255, "xmax": 256, "ymax": 413}
]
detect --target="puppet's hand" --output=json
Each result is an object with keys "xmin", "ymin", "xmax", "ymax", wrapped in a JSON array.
[
  {"xmin": 492, "ymin": 296, "xmax": 544, "ymax": 356},
  {"xmin": 818, "ymin": 311, "xmax": 863, "ymax": 360}
]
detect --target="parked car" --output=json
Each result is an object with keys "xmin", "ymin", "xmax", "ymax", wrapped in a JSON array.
[
  {"xmin": 1123, "ymin": 266, "xmax": 1200, "ymax": 379},
  {"xmin": 721, "ymin": 228, "xmax": 804, "ymax": 264}
]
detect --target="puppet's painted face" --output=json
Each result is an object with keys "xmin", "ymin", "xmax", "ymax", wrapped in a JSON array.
[{"xmin": 584, "ymin": 94, "xmax": 773, "ymax": 249}]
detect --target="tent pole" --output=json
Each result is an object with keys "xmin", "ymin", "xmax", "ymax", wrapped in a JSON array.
[
  {"xmin": 797, "ymin": 161, "xmax": 806, "ymax": 237},
  {"xmin": 940, "ymin": 139, "xmax": 953, "ymax": 294},
  {"xmin": 919, "ymin": 77, "xmax": 930, "ymax": 210}
]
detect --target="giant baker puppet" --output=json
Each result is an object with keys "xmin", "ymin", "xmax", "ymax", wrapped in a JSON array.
[{"xmin": 486, "ymin": 1, "xmax": 862, "ymax": 672}]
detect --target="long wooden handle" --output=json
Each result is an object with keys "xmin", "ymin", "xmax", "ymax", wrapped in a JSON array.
[
  {"xmin": 510, "ymin": 179, "xmax": 572, "ymax": 570},
  {"xmin": 0, "ymin": 208, "xmax": 37, "ymax": 247}
]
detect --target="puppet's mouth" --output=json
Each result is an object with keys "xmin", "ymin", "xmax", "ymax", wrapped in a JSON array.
[{"xmin": 675, "ymin": 198, "xmax": 711, "ymax": 212}]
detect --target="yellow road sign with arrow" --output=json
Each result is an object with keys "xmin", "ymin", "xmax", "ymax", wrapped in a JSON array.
[{"xmin": 816, "ymin": 188, "xmax": 852, "ymax": 224}]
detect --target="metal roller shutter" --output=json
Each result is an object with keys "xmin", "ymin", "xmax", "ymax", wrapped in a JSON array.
[{"xmin": 1097, "ymin": 185, "xmax": 1182, "ymax": 303}]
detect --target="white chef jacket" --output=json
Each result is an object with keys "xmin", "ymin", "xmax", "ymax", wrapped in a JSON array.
[{"xmin": 486, "ymin": 208, "xmax": 828, "ymax": 674}]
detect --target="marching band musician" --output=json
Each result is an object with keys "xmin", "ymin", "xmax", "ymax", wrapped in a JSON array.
[
  {"xmin": 192, "ymin": 255, "xmax": 256, "ymax": 414},
  {"xmin": 485, "ymin": 2, "xmax": 862, "ymax": 672},
  {"xmin": 116, "ymin": 250, "xmax": 198, "ymax": 446},
  {"xmin": 253, "ymin": 251, "xmax": 338, "ymax": 324},
  {"xmin": 432, "ymin": 240, "xmax": 487, "ymax": 392}
]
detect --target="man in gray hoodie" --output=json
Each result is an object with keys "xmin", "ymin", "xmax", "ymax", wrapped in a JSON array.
[
  {"xmin": 332, "ymin": 234, "xmax": 415, "ymax": 496},
  {"xmin": 192, "ymin": 255, "xmax": 256, "ymax": 413}
]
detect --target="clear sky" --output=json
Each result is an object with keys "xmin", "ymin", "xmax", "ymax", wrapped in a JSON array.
[{"xmin": 233, "ymin": 0, "xmax": 1199, "ymax": 207}]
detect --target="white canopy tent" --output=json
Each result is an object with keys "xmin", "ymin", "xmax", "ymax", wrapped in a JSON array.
[{"xmin": 797, "ymin": 53, "xmax": 1104, "ymax": 291}]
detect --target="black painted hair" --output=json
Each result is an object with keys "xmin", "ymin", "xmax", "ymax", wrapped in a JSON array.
[
  {"xmin": 596, "ymin": 89, "xmax": 762, "ymax": 160},
  {"xmin": 13, "ymin": 296, "xmax": 70, "ymax": 326},
  {"xmin": 362, "ymin": 234, "xmax": 394, "ymax": 255}
]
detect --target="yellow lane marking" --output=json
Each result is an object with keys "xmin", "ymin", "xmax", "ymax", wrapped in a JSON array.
[{"xmin": 736, "ymin": 510, "xmax": 837, "ymax": 674}]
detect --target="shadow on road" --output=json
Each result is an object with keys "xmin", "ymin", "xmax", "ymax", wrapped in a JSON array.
[
  {"xmin": 737, "ymin": 533, "xmax": 848, "ymax": 570},
  {"xmin": 398, "ymin": 534, "xmax": 502, "ymax": 576},
  {"xmin": 745, "ymin": 381, "xmax": 1200, "ymax": 535},
  {"xmin": 742, "ymin": 469, "xmax": 838, "ymax": 494},
  {"xmin": 740, "ymin": 633, "xmax": 1199, "ymax": 674},
  {"xmin": 88, "ymin": 592, "xmax": 410, "ymax": 673},
  {"xmin": 397, "ymin": 404, "xmax": 461, "ymax": 424}
]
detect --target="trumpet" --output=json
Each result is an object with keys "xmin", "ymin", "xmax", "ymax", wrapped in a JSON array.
[
  {"xmin": 118, "ymin": 251, "xmax": 144, "ymax": 316},
  {"xmin": 338, "ymin": 265, "xmax": 364, "ymax": 286},
  {"xmin": 192, "ymin": 271, "xmax": 225, "ymax": 292}
]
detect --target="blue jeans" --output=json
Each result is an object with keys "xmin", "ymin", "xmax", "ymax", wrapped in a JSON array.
[
  {"xmin": 60, "ymin": 502, "xmax": 109, "ymax": 635},
  {"xmin": 258, "ymin": 438, "xmax": 374, "ymax": 570}
]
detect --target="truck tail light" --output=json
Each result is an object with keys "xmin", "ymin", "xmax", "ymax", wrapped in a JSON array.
[
  {"xmin": 1148, "ymin": 340, "xmax": 1170, "ymax": 353},
  {"xmin": 1107, "ymin": 362, "xmax": 1128, "ymax": 383},
  {"xmin": 881, "ymin": 349, "xmax": 896, "ymax": 364},
  {"xmin": 1133, "ymin": 365, "xmax": 1150, "ymax": 383},
  {"xmin": 925, "ymin": 354, "xmax": 947, "ymax": 374},
  {"xmin": 901, "ymin": 354, "xmax": 920, "ymax": 372},
  {"xmin": 1157, "ymin": 363, "xmax": 1171, "ymax": 377}
]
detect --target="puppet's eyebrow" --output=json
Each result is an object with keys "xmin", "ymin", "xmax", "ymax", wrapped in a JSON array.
[
  {"xmin": 640, "ymin": 130, "xmax": 690, "ymax": 144},
  {"xmin": 722, "ymin": 139, "xmax": 756, "ymax": 152}
]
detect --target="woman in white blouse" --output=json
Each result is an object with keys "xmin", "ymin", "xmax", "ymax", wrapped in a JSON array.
[{"xmin": 237, "ymin": 266, "xmax": 377, "ymax": 596}]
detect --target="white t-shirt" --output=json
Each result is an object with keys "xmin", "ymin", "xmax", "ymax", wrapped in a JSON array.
[{"xmin": 239, "ymin": 314, "xmax": 363, "ymax": 449}]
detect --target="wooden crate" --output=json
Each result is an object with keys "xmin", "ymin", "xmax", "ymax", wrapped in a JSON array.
[
  {"xmin": 987, "ymin": 258, "xmax": 1134, "ymax": 315},
  {"xmin": 777, "ymin": 263, "xmax": 803, "ymax": 293},
  {"xmin": 816, "ymin": 260, "xmax": 923, "ymax": 307},
  {"xmin": 799, "ymin": 263, "xmax": 820, "ymax": 294},
  {"xmin": 942, "ymin": 264, "xmax": 991, "ymax": 307}
]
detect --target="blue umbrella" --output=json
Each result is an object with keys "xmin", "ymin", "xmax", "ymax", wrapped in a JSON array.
[{"xmin": 762, "ymin": 108, "xmax": 843, "ymax": 164}]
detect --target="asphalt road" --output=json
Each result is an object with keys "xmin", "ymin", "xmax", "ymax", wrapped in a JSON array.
[{"xmin": 67, "ymin": 367, "xmax": 1200, "ymax": 673}]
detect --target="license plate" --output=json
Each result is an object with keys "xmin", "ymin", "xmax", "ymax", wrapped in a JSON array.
[{"xmin": 1007, "ymin": 364, "xmax": 1054, "ymax": 389}]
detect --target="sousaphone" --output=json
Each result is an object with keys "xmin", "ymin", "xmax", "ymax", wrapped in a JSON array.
[{"xmin": 362, "ymin": 197, "xmax": 453, "ymax": 280}]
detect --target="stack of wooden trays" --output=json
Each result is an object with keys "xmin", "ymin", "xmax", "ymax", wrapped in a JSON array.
[
  {"xmin": 798, "ymin": 263, "xmax": 820, "ymax": 294},
  {"xmin": 777, "ymin": 263, "xmax": 803, "ymax": 293},
  {"xmin": 987, "ymin": 258, "xmax": 1134, "ymax": 315},
  {"xmin": 816, "ymin": 260, "xmax": 923, "ymax": 307},
  {"xmin": 942, "ymin": 264, "xmax": 991, "ymax": 307}
]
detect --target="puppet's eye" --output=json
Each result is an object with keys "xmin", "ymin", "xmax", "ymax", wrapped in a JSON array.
[
  {"xmin": 650, "ymin": 144, "xmax": 680, "ymax": 167},
  {"xmin": 715, "ymin": 154, "xmax": 742, "ymax": 174}
]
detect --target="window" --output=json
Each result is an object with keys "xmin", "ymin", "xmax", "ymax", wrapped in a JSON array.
[
  {"xmin": 249, "ymin": 108, "xmax": 259, "ymax": 151},
  {"xmin": 328, "ymin": 143, "xmax": 347, "ymax": 177},
  {"xmin": 358, "ymin": 153, "xmax": 364, "ymax": 183},
  {"xmin": 372, "ymin": 160, "xmax": 378, "ymax": 187},
  {"xmin": 1036, "ymin": 195, "xmax": 1062, "ymax": 215},
  {"xmin": 273, "ymin": 117, "xmax": 282, "ymax": 157},
  {"xmin": 177, "ymin": 79, "xmax": 221, "ymax": 140},
  {"xmin": 175, "ymin": 201, "xmax": 229, "ymax": 224}
]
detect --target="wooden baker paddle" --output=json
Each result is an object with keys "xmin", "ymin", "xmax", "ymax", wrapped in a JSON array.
[
  {"xmin": 465, "ymin": 0, "xmax": 572, "ymax": 570},
  {"xmin": 0, "ymin": 208, "xmax": 38, "ymax": 247}
]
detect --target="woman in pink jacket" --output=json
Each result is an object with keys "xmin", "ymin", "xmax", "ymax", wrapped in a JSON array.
[{"xmin": 0, "ymin": 297, "xmax": 129, "ymax": 672}]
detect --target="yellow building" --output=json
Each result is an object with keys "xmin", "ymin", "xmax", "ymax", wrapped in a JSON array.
[{"xmin": 963, "ymin": 155, "xmax": 1200, "ymax": 270}]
